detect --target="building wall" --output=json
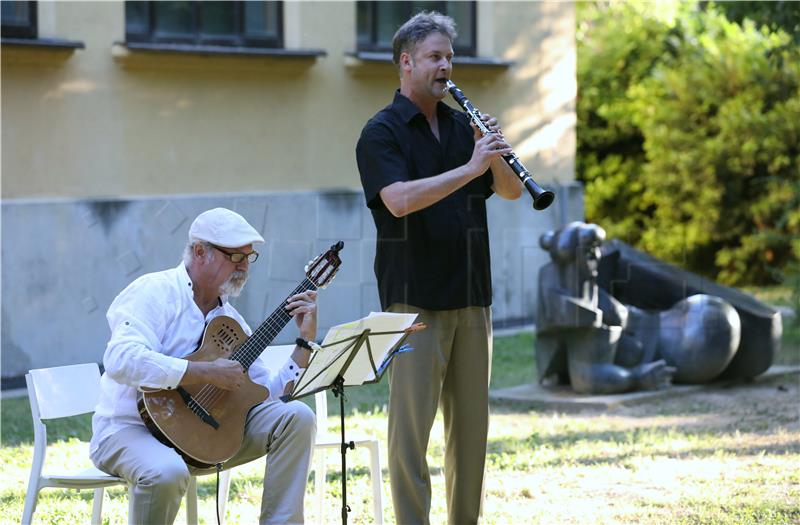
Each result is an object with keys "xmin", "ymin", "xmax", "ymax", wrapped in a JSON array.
[{"xmin": 1, "ymin": 1, "xmax": 579, "ymax": 378}]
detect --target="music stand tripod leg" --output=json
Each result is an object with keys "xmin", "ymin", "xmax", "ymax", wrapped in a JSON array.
[{"xmin": 332, "ymin": 376, "xmax": 355, "ymax": 525}]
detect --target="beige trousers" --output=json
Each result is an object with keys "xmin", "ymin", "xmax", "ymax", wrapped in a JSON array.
[
  {"xmin": 91, "ymin": 400, "xmax": 316, "ymax": 525},
  {"xmin": 387, "ymin": 304, "xmax": 493, "ymax": 525}
]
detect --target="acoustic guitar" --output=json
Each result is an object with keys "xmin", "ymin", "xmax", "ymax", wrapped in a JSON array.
[{"xmin": 137, "ymin": 241, "xmax": 343, "ymax": 468}]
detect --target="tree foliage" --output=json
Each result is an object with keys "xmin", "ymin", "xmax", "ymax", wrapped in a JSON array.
[
  {"xmin": 577, "ymin": 1, "xmax": 800, "ymax": 285},
  {"xmin": 709, "ymin": 0, "xmax": 800, "ymax": 42}
]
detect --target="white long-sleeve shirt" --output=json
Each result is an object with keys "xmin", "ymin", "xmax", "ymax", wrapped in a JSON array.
[{"xmin": 90, "ymin": 262, "xmax": 303, "ymax": 455}]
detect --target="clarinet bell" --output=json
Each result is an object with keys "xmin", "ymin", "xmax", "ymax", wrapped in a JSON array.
[{"xmin": 524, "ymin": 178, "xmax": 555, "ymax": 210}]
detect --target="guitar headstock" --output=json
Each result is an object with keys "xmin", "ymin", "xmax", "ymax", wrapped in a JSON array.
[{"xmin": 305, "ymin": 241, "xmax": 344, "ymax": 289}]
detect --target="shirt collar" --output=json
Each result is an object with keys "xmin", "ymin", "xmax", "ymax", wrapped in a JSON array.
[
  {"xmin": 392, "ymin": 90, "xmax": 452, "ymax": 124},
  {"xmin": 178, "ymin": 262, "xmax": 194, "ymax": 291},
  {"xmin": 177, "ymin": 262, "xmax": 225, "ymax": 309}
]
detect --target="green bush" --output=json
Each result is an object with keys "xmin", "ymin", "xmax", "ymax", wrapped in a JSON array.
[
  {"xmin": 577, "ymin": 2, "xmax": 800, "ymax": 285},
  {"xmin": 710, "ymin": 0, "xmax": 800, "ymax": 42}
]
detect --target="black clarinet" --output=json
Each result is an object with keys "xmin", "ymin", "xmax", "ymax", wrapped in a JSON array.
[{"xmin": 445, "ymin": 80, "xmax": 555, "ymax": 211}]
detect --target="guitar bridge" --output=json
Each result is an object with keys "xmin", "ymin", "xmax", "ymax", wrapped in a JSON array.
[{"xmin": 176, "ymin": 386, "xmax": 219, "ymax": 429}]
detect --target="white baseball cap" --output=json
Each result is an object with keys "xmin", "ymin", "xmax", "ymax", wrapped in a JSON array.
[{"xmin": 189, "ymin": 208, "xmax": 265, "ymax": 248}]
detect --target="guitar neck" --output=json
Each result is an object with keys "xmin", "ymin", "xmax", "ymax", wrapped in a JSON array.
[{"xmin": 233, "ymin": 278, "xmax": 317, "ymax": 370}]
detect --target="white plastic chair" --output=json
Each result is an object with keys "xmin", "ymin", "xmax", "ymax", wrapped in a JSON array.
[
  {"xmin": 21, "ymin": 363, "xmax": 232, "ymax": 525},
  {"xmin": 264, "ymin": 345, "xmax": 384, "ymax": 524}
]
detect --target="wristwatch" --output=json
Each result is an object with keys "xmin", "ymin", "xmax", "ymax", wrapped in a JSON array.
[{"xmin": 295, "ymin": 338, "xmax": 313, "ymax": 351}]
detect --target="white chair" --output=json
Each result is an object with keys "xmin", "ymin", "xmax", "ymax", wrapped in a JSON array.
[
  {"xmin": 21, "ymin": 363, "xmax": 232, "ymax": 525},
  {"xmin": 264, "ymin": 345, "xmax": 384, "ymax": 524}
]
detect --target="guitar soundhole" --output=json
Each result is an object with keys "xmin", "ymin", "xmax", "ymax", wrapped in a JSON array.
[{"xmin": 213, "ymin": 326, "xmax": 240, "ymax": 351}]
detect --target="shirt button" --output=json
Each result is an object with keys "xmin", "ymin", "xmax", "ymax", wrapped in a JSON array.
[
  {"xmin": 289, "ymin": 365, "xmax": 294, "ymax": 370},
  {"xmin": 295, "ymin": 373, "xmax": 299, "ymax": 377}
]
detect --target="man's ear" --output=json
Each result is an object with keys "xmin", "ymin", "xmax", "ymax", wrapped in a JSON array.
[
  {"xmin": 400, "ymin": 51, "xmax": 413, "ymax": 73},
  {"xmin": 194, "ymin": 243, "xmax": 207, "ymax": 261}
]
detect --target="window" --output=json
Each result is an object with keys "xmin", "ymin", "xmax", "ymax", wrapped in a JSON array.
[
  {"xmin": 356, "ymin": 1, "xmax": 475, "ymax": 57},
  {"xmin": 1, "ymin": 0, "xmax": 37, "ymax": 38},
  {"xmin": 125, "ymin": 1, "xmax": 282, "ymax": 48}
]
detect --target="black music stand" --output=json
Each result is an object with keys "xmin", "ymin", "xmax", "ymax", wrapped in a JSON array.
[{"xmin": 281, "ymin": 313, "xmax": 425, "ymax": 525}]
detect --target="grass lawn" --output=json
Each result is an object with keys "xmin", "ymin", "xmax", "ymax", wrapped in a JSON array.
[{"xmin": 2, "ymin": 297, "xmax": 798, "ymax": 524}]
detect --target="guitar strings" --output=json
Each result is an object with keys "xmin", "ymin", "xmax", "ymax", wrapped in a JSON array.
[
  {"xmin": 190, "ymin": 278, "xmax": 318, "ymax": 409},
  {"xmin": 191, "ymin": 279, "xmax": 310, "ymax": 407},
  {"xmin": 191, "ymin": 279, "xmax": 311, "ymax": 407}
]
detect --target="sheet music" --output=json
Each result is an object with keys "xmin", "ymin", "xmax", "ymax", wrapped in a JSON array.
[
  {"xmin": 338, "ymin": 312, "xmax": 417, "ymax": 385},
  {"xmin": 294, "ymin": 311, "xmax": 417, "ymax": 394}
]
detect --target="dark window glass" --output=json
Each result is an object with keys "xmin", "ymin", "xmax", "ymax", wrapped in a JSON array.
[
  {"xmin": 356, "ymin": 1, "xmax": 475, "ymax": 56},
  {"xmin": 445, "ymin": 1, "xmax": 474, "ymax": 53},
  {"xmin": 200, "ymin": 1, "xmax": 236, "ymax": 38},
  {"xmin": 124, "ymin": 1, "xmax": 148, "ymax": 35},
  {"xmin": 1, "ymin": 0, "xmax": 37, "ymax": 38},
  {"xmin": 374, "ymin": 2, "xmax": 408, "ymax": 49},
  {"xmin": 243, "ymin": 1, "xmax": 280, "ymax": 41},
  {"xmin": 153, "ymin": 1, "xmax": 194, "ymax": 40},
  {"xmin": 124, "ymin": 1, "xmax": 282, "ymax": 48},
  {"xmin": 356, "ymin": 1, "xmax": 371, "ymax": 48}
]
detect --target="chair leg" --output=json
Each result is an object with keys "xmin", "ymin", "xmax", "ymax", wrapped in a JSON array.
[
  {"xmin": 20, "ymin": 483, "xmax": 39, "ymax": 525},
  {"xmin": 91, "ymin": 487, "xmax": 105, "ymax": 525},
  {"xmin": 128, "ymin": 485, "xmax": 135, "ymax": 521},
  {"xmin": 218, "ymin": 470, "xmax": 232, "ymax": 525},
  {"xmin": 314, "ymin": 448, "xmax": 326, "ymax": 524},
  {"xmin": 186, "ymin": 476, "xmax": 198, "ymax": 525},
  {"xmin": 366, "ymin": 442, "xmax": 384, "ymax": 525}
]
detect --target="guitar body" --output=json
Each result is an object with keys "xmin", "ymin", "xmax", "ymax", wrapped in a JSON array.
[
  {"xmin": 136, "ymin": 241, "xmax": 343, "ymax": 469},
  {"xmin": 137, "ymin": 316, "xmax": 268, "ymax": 468}
]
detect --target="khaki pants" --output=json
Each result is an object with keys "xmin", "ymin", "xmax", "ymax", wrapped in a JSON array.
[
  {"xmin": 387, "ymin": 304, "xmax": 492, "ymax": 525},
  {"xmin": 91, "ymin": 400, "xmax": 315, "ymax": 525}
]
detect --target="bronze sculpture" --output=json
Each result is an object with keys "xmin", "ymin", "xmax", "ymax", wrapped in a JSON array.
[{"xmin": 536, "ymin": 222, "xmax": 781, "ymax": 394}]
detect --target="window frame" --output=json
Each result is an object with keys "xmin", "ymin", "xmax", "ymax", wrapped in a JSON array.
[
  {"xmin": 1, "ymin": 0, "xmax": 38, "ymax": 39},
  {"xmin": 356, "ymin": 1, "xmax": 476, "ymax": 57},
  {"xmin": 124, "ymin": 1, "xmax": 284, "ymax": 49}
]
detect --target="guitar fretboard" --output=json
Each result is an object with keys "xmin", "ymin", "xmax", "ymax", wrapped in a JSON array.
[{"xmin": 231, "ymin": 278, "xmax": 317, "ymax": 370}]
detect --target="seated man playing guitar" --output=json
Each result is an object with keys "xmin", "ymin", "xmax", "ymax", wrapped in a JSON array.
[{"xmin": 90, "ymin": 207, "xmax": 317, "ymax": 525}]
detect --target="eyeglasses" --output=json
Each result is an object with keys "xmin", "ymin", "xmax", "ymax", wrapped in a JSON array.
[{"xmin": 210, "ymin": 244, "xmax": 259, "ymax": 264}]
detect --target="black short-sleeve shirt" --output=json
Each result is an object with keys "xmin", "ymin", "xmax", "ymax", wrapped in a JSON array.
[{"xmin": 356, "ymin": 90, "xmax": 494, "ymax": 311}]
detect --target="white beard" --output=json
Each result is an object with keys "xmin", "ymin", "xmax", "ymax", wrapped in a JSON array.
[{"xmin": 220, "ymin": 271, "xmax": 248, "ymax": 297}]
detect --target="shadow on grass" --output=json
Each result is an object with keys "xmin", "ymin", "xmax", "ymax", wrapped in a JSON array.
[
  {"xmin": 201, "ymin": 465, "xmax": 382, "ymax": 501},
  {"xmin": 0, "ymin": 485, "xmax": 98, "ymax": 507},
  {"xmin": 487, "ymin": 423, "xmax": 800, "ymax": 469},
  {"xmin": 651, "ymin": 494, "xmax": 800, "ymax": 525}
]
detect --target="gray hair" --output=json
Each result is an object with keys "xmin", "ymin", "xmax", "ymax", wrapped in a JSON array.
[
  {"xmin": 182, "ymin": 238, "xmax": 214, "ymax": 267},
  {"xmin": 392, "ymin": 11, "xmax": 457, "ymax": 69}
]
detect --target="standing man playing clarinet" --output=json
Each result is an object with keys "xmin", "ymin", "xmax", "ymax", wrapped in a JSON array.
[{"xmin": 356, "ymin": 11, "xmax": 522, "ymax": 525}]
